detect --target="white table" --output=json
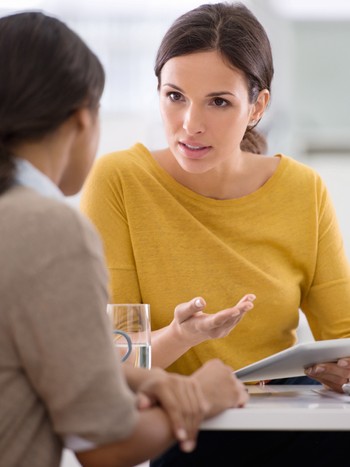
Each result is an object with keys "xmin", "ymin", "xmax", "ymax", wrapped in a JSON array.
[
  {"xmin": 201, "ymin": 385, "xmax": 350, "ymax": 431},
  {"xmin": 61, "ymin": 385, "xmax": 350, "ymax": 466}
]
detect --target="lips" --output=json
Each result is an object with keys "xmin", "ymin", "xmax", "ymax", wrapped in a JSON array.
[
  {"xmin": 180, "ymin": 141, "xmax": 208, "ymax": 150},
  {"xmin": 182, "ymin": 142, "xmax": 206, "ymax": 150},
  {"xmin": 178, "ymin": 141, "xmax": 211, "ymax": 159}
]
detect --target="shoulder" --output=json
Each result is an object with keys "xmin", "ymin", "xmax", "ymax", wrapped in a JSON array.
[
  {"xmin": 6, "ymin": 186, "xmax": 104, "ymax": 259},
  {"xmin": 82, "ymin": 143, "xmax": 155, "ymax": 200},
  {"xmin": 276, "ymin": 155, "xmax": 333, "ymax": 210},
  {"xmin": 278, "ymin": 154, "xmax": 325, "ymax": 185},
  {"xmin": 93, "ymin": 142, "xmax": 151, "ymax": 173}
]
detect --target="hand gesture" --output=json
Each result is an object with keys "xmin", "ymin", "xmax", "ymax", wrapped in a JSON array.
[{"xmin": 171, "ymin": 294, "xmax": 256, "ymax": 346}]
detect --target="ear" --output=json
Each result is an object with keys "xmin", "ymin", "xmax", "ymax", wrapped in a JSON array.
[
  {"xmin": 72, "ymin": 107, "xmax": 94, "ymax": 133},
  {"xmin": 250, "ymin": 89, "xmax": 270, "ymax": 122}
]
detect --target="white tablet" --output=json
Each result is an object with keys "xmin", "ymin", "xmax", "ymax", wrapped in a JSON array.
[{"xmin": 235, "ymin": 338, "xmax": 350, "ymax": 382}]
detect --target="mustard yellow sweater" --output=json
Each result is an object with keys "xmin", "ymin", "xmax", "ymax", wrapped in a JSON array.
[{"xmin": 81, "ymin": 143, "xmax": 350, "ymax": 375}]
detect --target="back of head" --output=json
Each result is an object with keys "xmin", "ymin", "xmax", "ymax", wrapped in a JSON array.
[
  {"xmin": 0, "ymin": 11, "xmax": 105, "ymax": 195},
  {"xmin": 155, "ymin": 2, "xmax": 274, "ymax": 154}
]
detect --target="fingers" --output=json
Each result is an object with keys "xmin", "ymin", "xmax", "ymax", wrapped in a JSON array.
[
  {"xmin": 237, "ymin": 293, "xmax": 256, "ymax": 306},
  {"xmin": 233, "ymin": 378, "xmax": 250, "ymax": 407},
  {"xmin": 176, "ymin": 378, "xmax": 205, "ymax": 452},
  {"xmin": 233, "ymin": 293, "xmax": 256, "ymax": 315},
  {"xmin": 206, "ymin": 294, "xmax": 256, "ymax": 330},
  {"xmin": 139, "ymin": 372, "xmax": 205, "ymax": 453},
  {"xmin": 174, "ymin": 296, "xmax": 207, "ymax": 324},
  {"xmin": 175, "ymin": 293, "xmax": 255, "ymax": 326},
  {"xmin": 172, "ymin": 294, "xmax": 256, "ymax": 345},
  {"xmin": 135, "ymin": 392, "xmax": 153, "ymax": 410},
  {"xmin": 305, "ymin": 359, "xmax": 350, "ymax": 393},
  {"xmin": 193, "ymin": 359, "xmax": 249, "ymax": 418},
  {"xmin": 163, "ymin": 377, "xmax": 204, "ymax": 452}
]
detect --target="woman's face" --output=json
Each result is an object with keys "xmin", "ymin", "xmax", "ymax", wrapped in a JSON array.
[{"xmin": 159, "ymin": 50, "xmax": 266, "ymax": 174}]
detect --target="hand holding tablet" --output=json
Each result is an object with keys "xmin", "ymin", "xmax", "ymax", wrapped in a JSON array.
[{"xmin": 235, "ymin": 338, "xmax": 350, "ymax": 382}]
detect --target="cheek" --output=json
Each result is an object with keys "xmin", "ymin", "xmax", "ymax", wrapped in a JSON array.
[
  {"xmin": 91, "ymin": 124, "xmax": 100, "ymax": 158},
  {"xmin": 220, "ymin": 110, "xmax": 249, "ymax": 132},
  {"xmin": 86, "ymin": 119, "xmax": 100, "ymax": 162},
  {"xmin": 160, "ymin": 102, "xmax": 180, "ymax": 127},
  {"xmin": 75, "ymin": 123, "xmax": 100, "ymax": 189}
]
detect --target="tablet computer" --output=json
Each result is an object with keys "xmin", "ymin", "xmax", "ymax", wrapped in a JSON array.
[{"xmin": 235, "ymin": 338, "xmax": 350, "ymax": 382}]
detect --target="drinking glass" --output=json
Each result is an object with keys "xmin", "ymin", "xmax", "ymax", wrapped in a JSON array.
[{"xmin": 106, "ymin": 303, "xmax": 151, "ymax": 369}]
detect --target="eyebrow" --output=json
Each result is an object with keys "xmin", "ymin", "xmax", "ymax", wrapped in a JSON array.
[{"xmin": 162, "ymin": 83, "xmax": 236, "ymax": 98}]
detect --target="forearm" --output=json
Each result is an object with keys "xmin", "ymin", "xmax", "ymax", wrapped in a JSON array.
[
  {"xmin": 151, "ymin": 325, "xmax": 192, "ymax": 369},
  {"xmin": 76, "ymin": 407, "xmax": 176, "ymax": 467},
  {"xmin": 123, "ymin": 365, "xmax": 167, "ymax": 392}
]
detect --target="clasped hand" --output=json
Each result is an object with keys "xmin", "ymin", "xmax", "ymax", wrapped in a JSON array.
[{"xmin": 135, "ymin": 360, "xmax": 248, "ymax": 453}]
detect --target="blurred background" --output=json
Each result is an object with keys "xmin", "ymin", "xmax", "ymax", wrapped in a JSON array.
[{"xmin": 1, "ymin": 1, "xmax": 349, "ymax": 464}]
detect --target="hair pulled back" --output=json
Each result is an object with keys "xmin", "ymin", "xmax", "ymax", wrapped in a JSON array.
[
  {"xmin": 0, "ymin": 12, "xmax": 105, "ymax": 194},
  {"xmin": 154, "ymin": 2, "xmax": 274, "ymax": 154}
]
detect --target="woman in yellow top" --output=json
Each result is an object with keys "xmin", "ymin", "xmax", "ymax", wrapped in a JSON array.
[
  {"xmin": 81, "ymin": 2, "xmax": 350, "ymax": 464},
  {"xmin": 81, "ymin": 0, "xmax": 350, "ymax": 381}
]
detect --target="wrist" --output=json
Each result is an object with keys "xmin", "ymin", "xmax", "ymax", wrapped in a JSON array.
[
  {"xmin": 168, "ymin": 318, "xmax": 198, "ymax": 347},
  {"xmin": 168, "ymin": 317, "xmax": 205, "ymax": 347},
  {"xmin": 151, "ymin": 324, "xmax": 192, "ymax": 368}
]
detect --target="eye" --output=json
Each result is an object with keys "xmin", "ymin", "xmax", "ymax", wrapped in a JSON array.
[
  {"xmin": 211, "ymin": 97, "xmax": 229, "ymax": 107},
  {"xmin": 167, "ymin": 91, "xmax": 184, "ymax": 102}
]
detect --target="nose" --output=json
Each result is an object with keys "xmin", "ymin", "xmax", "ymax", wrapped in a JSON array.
[{"xmin": 183, "ymin": 104, "xmax": 205, "ymax": 135}]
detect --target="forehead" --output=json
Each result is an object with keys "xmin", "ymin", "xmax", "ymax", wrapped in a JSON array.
[{"xmin": 160, "ymin": 50, "xmax": 247, "ymax": 92}]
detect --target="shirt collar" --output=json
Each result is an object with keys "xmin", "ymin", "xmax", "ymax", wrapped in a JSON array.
[{"xmin": 14, "ymin": 158, "xmax": 64, "ymax": 200}]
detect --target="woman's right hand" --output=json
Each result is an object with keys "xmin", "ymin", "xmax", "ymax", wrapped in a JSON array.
[
  {"xmin": 172, "ymin": 293, "xmax": 256, "ymax": 346},
  {"xmin": 151, "ymin": 294, "xmax": 255, "ymax": 369},
  {"xmin": 134, "ymin": 359, "xmax": 247, "ymax": 452},
  {"xmin": 191, "ymin": 358, "xmax": 249, "ymax": 418}
]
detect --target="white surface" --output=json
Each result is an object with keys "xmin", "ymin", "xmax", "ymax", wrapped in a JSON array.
[
  {"xmin": 201, "ymin": 385, "xmax": 350, "ymax": 430},
  {"xmin": 235, "ymin": 338, "xmax": 350, "ymax": 382}
]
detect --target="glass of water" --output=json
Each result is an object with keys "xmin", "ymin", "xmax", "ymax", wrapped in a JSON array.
[{"xmin": 106, "ymin": 303, "xmax": 151, "ymax": 369}]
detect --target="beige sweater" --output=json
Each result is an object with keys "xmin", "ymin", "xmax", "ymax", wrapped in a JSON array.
[{"xmin": 0, "ymin": 185, "xmax": 137, "ymax": 467}]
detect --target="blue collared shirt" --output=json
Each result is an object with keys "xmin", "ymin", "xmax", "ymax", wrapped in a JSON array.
[{"xmin": 14, "ymin": 157, "xmax": 64, "ymax": 200}]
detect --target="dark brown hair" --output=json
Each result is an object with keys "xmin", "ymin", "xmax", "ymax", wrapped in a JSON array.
[
  {"xmin": 154, "ymin": 2, "xmax": 274, "ymax": 154},
  {"xmin": 0, "ymin": 12, "xmax": 105, "ymax": 195}
]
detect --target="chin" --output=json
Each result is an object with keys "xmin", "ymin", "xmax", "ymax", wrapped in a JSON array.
[{"xmin": 59, "ymin": 183, "xmax": 82, "ymax": 197}]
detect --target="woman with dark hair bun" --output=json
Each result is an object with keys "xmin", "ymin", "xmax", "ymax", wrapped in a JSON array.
[
  {"xmin": 81, "ymin": 3, "xmax": 350, "ymax": 464},
  {"xmin": 0, "ymin": 10, "xmax": 250, "ymax": 467}
]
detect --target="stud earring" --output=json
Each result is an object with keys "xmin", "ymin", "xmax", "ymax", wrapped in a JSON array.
[{"xmin": 248, "ymin": 120, "xmax": 257, "ymax": 129}]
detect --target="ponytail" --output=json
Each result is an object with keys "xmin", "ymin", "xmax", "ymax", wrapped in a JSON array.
[{"xmin": 240, "ymin": 129, "xmax": 267, "ymax": 154}]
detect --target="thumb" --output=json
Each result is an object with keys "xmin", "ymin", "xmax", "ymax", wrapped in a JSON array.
[{"xmin": 174, "ymin": 297, "xmax": 206, "ymax": 324}]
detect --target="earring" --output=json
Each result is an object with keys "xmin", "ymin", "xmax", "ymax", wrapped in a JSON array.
[{"xmin": 248, "ymin": 120, "xmax": 257, "ymax": 129}]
